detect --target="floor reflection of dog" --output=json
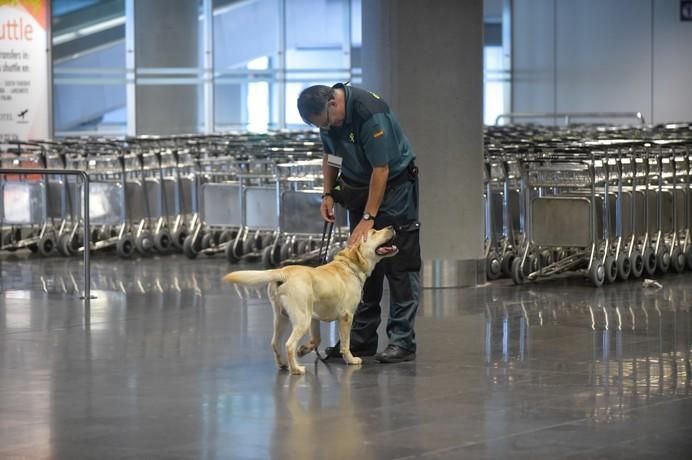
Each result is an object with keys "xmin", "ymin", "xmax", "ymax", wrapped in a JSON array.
[
  {"xmin": 271, "ymin": 363, "xmax": 373, "ymax": 459},
  {"xmin": 223, "ymin": 227, "xmax": 398, "ymax": 375}
]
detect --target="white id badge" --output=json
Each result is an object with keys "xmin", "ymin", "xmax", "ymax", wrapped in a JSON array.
[{"xmin": 327, "ymin": 154, "xmax": 343, "ymax": 169}]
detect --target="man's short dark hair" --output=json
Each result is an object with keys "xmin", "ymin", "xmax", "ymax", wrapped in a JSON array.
[{"xmin": 297, "ymin": 85, "xmax": 335, "ymax": 125}]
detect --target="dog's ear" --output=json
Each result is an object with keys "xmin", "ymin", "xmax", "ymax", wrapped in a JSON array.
[{"xmin": 347, "ymin": 245, "xmax": 370, "ymax": 273}]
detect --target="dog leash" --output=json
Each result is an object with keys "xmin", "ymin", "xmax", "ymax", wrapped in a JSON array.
[
  {"xmin": 318, "ymin": 220, "xmax": 334, "ymax": 265},
  {"xmin": 314, "ymin": 220, "xmax": 335, "ymax": 364}
]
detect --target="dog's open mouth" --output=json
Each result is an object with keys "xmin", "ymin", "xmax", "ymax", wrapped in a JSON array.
[{"xmin": 376, "ymin": 239, "xmax": 399, "ymax": 256}]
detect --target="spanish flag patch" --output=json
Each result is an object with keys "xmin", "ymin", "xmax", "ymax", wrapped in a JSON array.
[{"xmin": 373, "ymin": 130, "xmax": 385, "ymax": 139}]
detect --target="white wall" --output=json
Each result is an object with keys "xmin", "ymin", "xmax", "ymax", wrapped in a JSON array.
[{"xmin": 513, "ymin": 0, "xmax": 692, "ymax": 124}]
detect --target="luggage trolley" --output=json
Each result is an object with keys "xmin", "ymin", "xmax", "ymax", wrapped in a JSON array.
[
  {"xmin": 42, "ymin": 140, "xmax": 84, "ymax": 257},
  {"xmin": 483, "ymin": 148, "xmax": 522, "ymax": 279},
  {"xmin": 511, "ymin": 149, "xmax": 610, "ymax": 286},
  {"xmin": 0, "ymin": 141, "xmax": 57, "ymax": 256},
  {"xmin": 225, "ymin": 167, "xmax": 282, "ymax": 263},
  {"xmin": 182, "ymin": 149, "xmax": 243, "ymax": 259},
  {"xmin": 655, "ymin": 140, "xmax": 691, "ymax": 273},
  {"xmin": 71, "ymin": 142, "xmax": 138, "ymax": 259},
  {"xmin": 263, "ymin": 158, "xmax": 348, "ymax": 268},
  {"xmin": 184, "ymin": 153, "xmax": 276, "ymax": 261}
]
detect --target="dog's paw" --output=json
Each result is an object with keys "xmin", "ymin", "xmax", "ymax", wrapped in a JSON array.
[
  {"xmin": 346, "ymin": 356, "xmax": 362, "ymax": 365},
  {"xmin": 297, "ymin": 345, "xmax": 312, "ymax": 357},
  {"xmin": 274, "ymin": 356, "xmax": 289, "ymax": 370},
  {"xmin": 290, "ymin": 365, "xmax": 306, "ymax": 375}
]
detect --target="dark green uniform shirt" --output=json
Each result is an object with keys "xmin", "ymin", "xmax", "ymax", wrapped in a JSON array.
[{"xmin": 320, "ymin": 83, "xmax": 416, "ymax": 216}]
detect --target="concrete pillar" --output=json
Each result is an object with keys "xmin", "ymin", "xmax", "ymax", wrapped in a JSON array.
[
  {"xmin": 131, "ymin": 0, "xmax": 199, "ymax": 135},
  {"xmin": 362, "ymin": 0, "xmax": 485, "ymax": 287}
]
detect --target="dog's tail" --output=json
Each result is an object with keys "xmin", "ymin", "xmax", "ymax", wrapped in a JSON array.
[{"xmin": 222, "ymin": 269, "xmax": 288, "ymax": 286}]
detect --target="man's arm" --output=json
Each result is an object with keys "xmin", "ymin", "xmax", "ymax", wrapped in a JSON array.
[
  {"xmin": 365, "ymin": 164, "xmax": 389, "ymax": 217},
  {"xmin": 320, "ymin": 153, "xmax": 339, "ymax": 223},
  {"xmin": 322, "ymin": 153, "xmax": 338, "ymax": 195},
  {"xmin": 348, "ymin": 164, "xmax": 389, "ymax": 246}
]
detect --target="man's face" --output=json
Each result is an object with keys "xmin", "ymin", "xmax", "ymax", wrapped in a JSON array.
[{"xmin": 310, "ymin": 100, "xmax": 341, "ymax": 130}]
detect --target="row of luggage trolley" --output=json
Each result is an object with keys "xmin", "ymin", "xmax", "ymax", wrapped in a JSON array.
[
  {"xmin": 0, "ymin": 132, "xmax": 348, "ymax": 268},
  {"xmin": 484, "ymin": 123, "xmax": 692, "ymax": 286}
]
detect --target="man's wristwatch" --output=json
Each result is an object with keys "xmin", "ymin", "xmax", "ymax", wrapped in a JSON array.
[{"xmin": 362, "ymin": 212, "xmax": 375, "ymax": 221}]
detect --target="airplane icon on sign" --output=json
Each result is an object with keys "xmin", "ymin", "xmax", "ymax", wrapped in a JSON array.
[{"xmin": 18, "ymin": 109, "xmax": 28, "ymax": 119}]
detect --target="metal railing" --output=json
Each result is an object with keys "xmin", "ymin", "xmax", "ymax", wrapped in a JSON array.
[{"xmin": 494, "ymin": 112, "xmax": 647, "ymax": 126}]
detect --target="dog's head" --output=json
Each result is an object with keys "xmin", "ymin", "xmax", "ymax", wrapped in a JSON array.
[{"xmin": 339, "ymin": 226, "xmax": 398, "ymax": 276}]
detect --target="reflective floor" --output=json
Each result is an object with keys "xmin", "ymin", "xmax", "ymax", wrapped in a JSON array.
[{"xmin": 1, "ymin": 254, "xmax": 691, "ymax": 459}]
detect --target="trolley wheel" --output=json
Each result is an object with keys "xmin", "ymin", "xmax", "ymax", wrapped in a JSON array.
[
  {"xmin": 670, "ymin": 247, "xmax": 685, "ymax": 273},
  {"xmin": 28, "ymin": 243, "xmax": 39, "ymax": 254},
  {"xmin": 252, "ymin": 232, "xmax": 264, "ymax": 250},
  {"xmin": 616, "ymin": 253, "xmax": 631, "ymax": 281},
  {"xmin": 243, "ymin": 237, "xmax": 255, "ymax": 255},
  {"xmin": 501, "ymin": 252, "xmax": 515, "ymax": 277},
  {"xmin": 510, "ymin": 257, "xmax": 524, "ymax": 285},
  {"xmin": 687, "ymin": 246, "xmax": 692, "ymax": 271},
  {"xmin": 171, "ymin": 230, "xmax": 187, "ymax": 250},
  {"xmin": 58, "ymin": 233, "xmax": 75, "ymax": 257},
  {"xmin": 297, "ymin": 240, "xmax": 311, "ymax": 255},
  {"xmin": 629, "ymin": 250, "xmax": 644, "ymax": 279},
  {"xmin": 116, "ymin": 234, "xmax": 135, "ymax": 259},
  {"xmin": 540, "ymin": 249, "xmax": 554, "ymax": 268},
  {"xmin": 262, "ymin": 245, "xmax": 280, "ymax": 268},
  {"xmin": 589, "ymin": 261, "xmax": 605, "ymax": 287},
  {"xmin": 219, "ymin": 230, "xmax": 237, "ymax": 243},
  {"xmin": 643, "ymin": 247, "xmax": 657, "ymax": 276},
  {"xmin": 183, "ymin": 234, "xmax": 200, "ymax": 259},
  {"xmin": 656, "ymin": 247, "xmax": 670, "ymax": 274},
  {"xmin": 523, "ymin": 255, "xmax": 539, "ymax": 277},
  {"xmin": 604, "ymin": 255, "xmax": 618, "ymax": 284},
  {"xmin": 261, "ymin": 246, "xmax": 273, "ymax": 268},
  {"xmin": 279, "ymin": 243, "xmax": 289, "ymax": 262},
  {"xmin": 38, "ymin": 235, "xmax": 56, "ymax": 257},
  {"xmin": 486, "ymin": 252, "xmax": 502, "ymax": 280},
  {"xmin": 154, "ymin": 230, "xmax": 172, "ymax": 254},
  {"xmin": 135, "ymin": 232, "xmax": 154, "ymax": 255},
  {"xmin": 234, "ymin": 237, "xmax": 246, "ymax": 258},
  {"xmin": 201, "ymin": 233, "xmax": 214, "ymax": 250},
  {"xmin": 225, "ymin": 240, "xmax": 241, "ymax": 264},
  {"xmin": 263, "ymin": 233, "xmax": 275, "ymax": 249}
]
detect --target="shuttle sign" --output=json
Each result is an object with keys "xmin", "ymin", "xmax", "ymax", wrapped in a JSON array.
[{"xmin": 0, "ymin": 0, "xmax": 49, "ymax": 142}]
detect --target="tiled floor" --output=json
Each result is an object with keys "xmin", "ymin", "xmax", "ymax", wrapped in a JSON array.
[{"xmin": 0, "ymin": 253, "xmax": 690, "ymax": 459}]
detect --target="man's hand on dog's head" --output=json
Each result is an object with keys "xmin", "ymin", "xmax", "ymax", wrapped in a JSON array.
[{"xmin": 348, "ymin": 219, "xmax": 374, "ymax": 247}]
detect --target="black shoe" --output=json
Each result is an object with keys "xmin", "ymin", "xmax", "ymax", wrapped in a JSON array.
[
  {"xmin": 375, "ymin": 345, "xmax": 415, "ymax": 363},
  {"xmin": 323, "ymin": 343, "xmax": 377, "ymax": 361}
]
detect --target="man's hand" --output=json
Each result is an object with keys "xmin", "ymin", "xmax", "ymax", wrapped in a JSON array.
[
  {"xmin": 320, "ymin": 196, "xmax": 335, "ymax": 223},
  {"xmin": 348, "ymin": 218, "xmax": 374, "ymax": 247}
]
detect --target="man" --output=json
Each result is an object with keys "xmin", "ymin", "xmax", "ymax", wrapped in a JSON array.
[{"xmin": 297, "ymin": 82, "xmax": 421, "ymax": 363}]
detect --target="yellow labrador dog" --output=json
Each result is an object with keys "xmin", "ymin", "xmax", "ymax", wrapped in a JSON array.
[{"xmin": 223, "ymin": 226, "xmax": 398, "ymax": 375}]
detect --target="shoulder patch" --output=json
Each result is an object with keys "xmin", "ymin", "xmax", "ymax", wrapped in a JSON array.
[{"xmin": 373, "ymin": 130, "xmax": 385, "ymax": 139}]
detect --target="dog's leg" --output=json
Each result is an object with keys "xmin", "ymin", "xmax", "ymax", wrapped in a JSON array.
[
  {"xmin": 297, "ymin": 319, "xmax": 321, "ymax": 357},
  {"xmin": 285, "ymin": 315, "xmax": 310, "ymax": 375},
  {"xmin": 282, "ymin": 294, "xmax": 312, "ymax": 375},
  {"xmin": 268, "ymin": 284, "xmax": 288, "ymax": 370},
  {"xmin": 339, "ymin": 312, "xmax": 362, "ymax": 365}
]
